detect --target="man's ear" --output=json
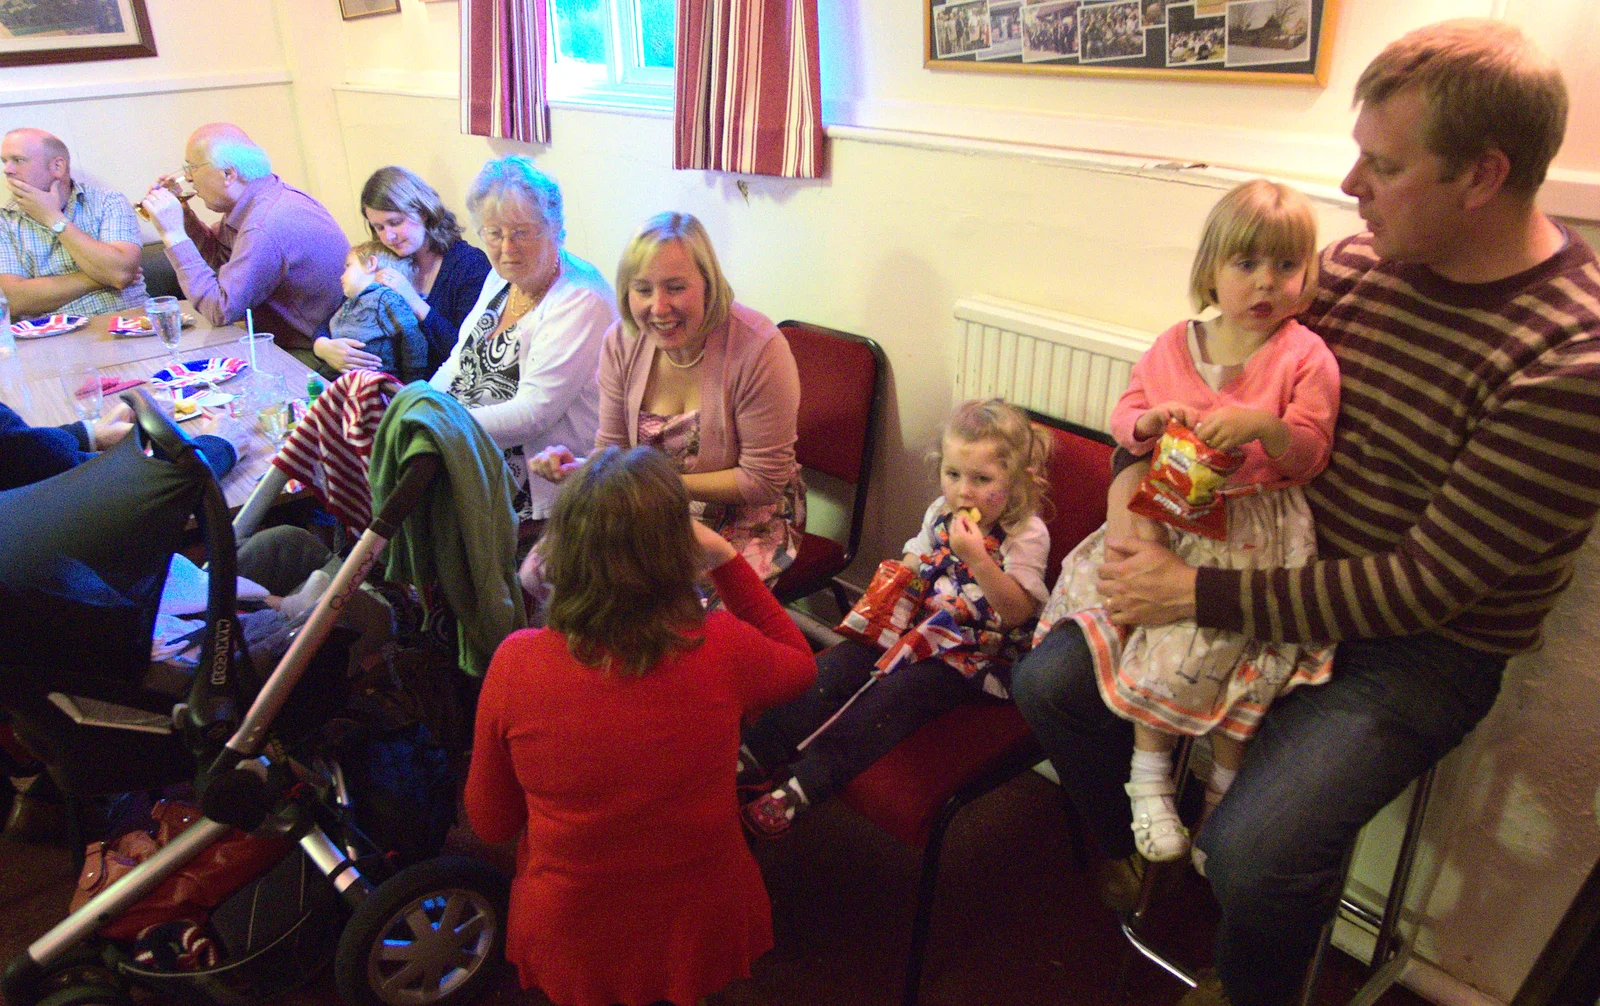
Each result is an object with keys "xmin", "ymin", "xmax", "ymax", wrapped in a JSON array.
[{"xmin": 1460, "ymin": 147, "xmax": 1511, "ymax": 210}]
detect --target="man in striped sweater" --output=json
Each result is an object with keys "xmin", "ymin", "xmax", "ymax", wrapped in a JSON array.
[{"xmin": 1012, "ymin": 20, "xmax": 1600, "ymax": 1006}]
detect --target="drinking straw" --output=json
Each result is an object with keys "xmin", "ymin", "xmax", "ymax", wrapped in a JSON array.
[{"xmin": 246, "ymin": 308, "xmax": 257, "ymax": 372}]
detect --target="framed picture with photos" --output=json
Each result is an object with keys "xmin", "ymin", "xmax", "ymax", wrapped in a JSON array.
[
  {"xmin": 927, "ymin": 0, "xmax": 1341, "ymax": 86},
  {"xmin": 0, "ymin": 0, "xmax": 157, "ymax": 68},
  {"xmin": 339, "ymin": 0, "xmax": 401, "ymax": 20}
]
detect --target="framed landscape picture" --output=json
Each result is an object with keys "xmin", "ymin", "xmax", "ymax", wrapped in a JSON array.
[
  {"xmin": 0, "ymin": 0, "xmax": 157, "ymax": 68},
  {"xmin": 928, "ymin": 0, "xmax": 1340, "ymax": 86}
]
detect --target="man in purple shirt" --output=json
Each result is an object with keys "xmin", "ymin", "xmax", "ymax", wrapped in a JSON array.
[{"xmin": 140, "ymin": 124, "xmax": 347, "ymax": 369}]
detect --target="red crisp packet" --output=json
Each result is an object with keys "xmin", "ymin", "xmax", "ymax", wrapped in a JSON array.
[
  {"xmin": 1127, "ymin": 420, "xmax": 1244, "ymax": 540},
  {"xmin": 836, "ymin": 559, "xmax": 929, "ymax": 649}
]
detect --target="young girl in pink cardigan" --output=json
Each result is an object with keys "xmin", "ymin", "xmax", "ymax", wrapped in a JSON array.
[{"xmin": 1037, "ymin": 179, "xmax": 1340, "ymax": 864}]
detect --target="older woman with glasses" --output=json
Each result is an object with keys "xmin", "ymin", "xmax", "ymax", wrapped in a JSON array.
[
  {"xmin": 313, "ymin": 165, "xmax": 492, "ymax": 376},
  {"xmin": 428, "ymin": 156, "xmax": 617, "ymax": 535}
]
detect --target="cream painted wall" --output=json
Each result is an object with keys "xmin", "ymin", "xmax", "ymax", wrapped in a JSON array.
[{"xmin": 7, "ymin": 0, "xmax": 1599, "ymax": 1000}]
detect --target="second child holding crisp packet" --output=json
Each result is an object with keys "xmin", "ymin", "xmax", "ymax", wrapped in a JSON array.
[
  {"xmin": 739, "ymin": 398, "xmax": 1052, "ymax": 837},
  {"xmin": 1036, "ymin": 179, "xmax": 1340, "ymax": 864}
]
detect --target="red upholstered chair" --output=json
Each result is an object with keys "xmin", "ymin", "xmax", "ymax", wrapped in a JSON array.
[
  {"xmin": 771, "ymin": 321, "xmax": 887, "ymax": 612},
  {"xmin": 837, "ymin": 412, "xmax": 1116, "ymax": 1006}
]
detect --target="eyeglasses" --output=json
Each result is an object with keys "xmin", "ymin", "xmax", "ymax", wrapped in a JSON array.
[
  {"xmin": 182, "ymin": 160, "xmax": 211, "ymax": 177},
  {"xmin": 478, "ymin": 225, "xmax": 543, "ymax": 246}
]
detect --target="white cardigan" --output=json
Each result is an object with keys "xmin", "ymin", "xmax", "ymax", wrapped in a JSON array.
[{"xmin": 430, "ymin": 251, "xmax": 617, "ymax": 518}]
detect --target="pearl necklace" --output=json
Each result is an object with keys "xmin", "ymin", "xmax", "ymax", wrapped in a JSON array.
[{"xmin": 662, "ymin": 342, "xmax": 707, "ymax": 369}]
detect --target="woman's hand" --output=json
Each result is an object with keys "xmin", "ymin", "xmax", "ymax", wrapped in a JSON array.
[
  {"xmin": 91, "ymin": 400, "xmax": 134, "ymax": 449},
  {"xmin": 693, "ymin": 519, "xmax": 738, "ymax": 570},
  {"xmin": 529, "ymin": 445, "xmax": 583, "ymax": 484},
  {"xmin": 314, "ymin": 336, "xmax": 382, "ymax": 373},
  {"xmin": 1133, "ymin": 401, "xmax": 1202, "ymax": 440},
  {"xmin": 375, "ymin": 266, "xmax": 429, "ymax": 317},
  {"xmin": 194, "ymin": 412, "xmax": 250, "ymax": 461}
]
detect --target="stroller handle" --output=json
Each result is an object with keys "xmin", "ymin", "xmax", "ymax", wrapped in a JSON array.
[
  {"xmin": 371, "ymin": 453, "xmax": 442, "ymax": 537},
  {"xmin": 125, "ymin": 388, "xmax": 204, "ymax": 468}
]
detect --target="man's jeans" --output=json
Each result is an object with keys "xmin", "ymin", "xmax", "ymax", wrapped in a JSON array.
[{"xmin": 1011, "ymin": 623, "xmax": 1505, "ymax": 1006}]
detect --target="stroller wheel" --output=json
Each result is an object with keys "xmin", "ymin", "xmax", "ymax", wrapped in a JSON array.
[
  {"xmin": 36, "ymin": 985, "xmax": 133, "ymax": 1006},
  {"xmin": 34, "ymin": 944, "xmax": 122, "ymax": 997},
  {"xmin": 334, "ymin": 856, "xmax": 508, "ymax": 1006}
]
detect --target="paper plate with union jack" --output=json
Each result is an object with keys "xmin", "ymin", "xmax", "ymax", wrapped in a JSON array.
[
  {"xmin": 150, "ymin": 357, "xmax": 248, "ymax": 388},
  {"xmin": 11, "ymin": 314, "xmax": 88, "ymax": 339}
]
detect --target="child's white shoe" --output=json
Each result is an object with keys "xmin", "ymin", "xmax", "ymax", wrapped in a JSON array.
[{"xmin": 1126, "ymin": 778, "xmax": 1190, "ymax": 862}]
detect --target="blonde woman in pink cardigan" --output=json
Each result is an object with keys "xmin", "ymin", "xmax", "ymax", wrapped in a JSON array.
[{"xmin": 530, "ymin": 212, "xmax": 803, "ymax": 591}]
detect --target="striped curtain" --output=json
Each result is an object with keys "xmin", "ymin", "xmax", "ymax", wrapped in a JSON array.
[
  {"xmin": 673, "ymin": 0, "xmax": 825, "ymax": 178},
  {"xmin": 461, "ymin": 0, "xmax": 551, "ymax": 145}
]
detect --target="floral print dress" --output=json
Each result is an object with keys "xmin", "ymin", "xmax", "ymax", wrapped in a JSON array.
[{"xmin": 638, "ymin": 410, "xmax": 804, "ymax": 588}]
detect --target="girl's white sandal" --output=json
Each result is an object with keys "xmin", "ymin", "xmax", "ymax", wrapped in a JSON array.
[{"xmin": 1126, "ymin": 778, "xmax": 1191, "ymax": 862}]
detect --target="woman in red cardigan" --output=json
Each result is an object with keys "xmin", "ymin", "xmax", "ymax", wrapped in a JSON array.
[{"xmin": 465, "ymin": 445, "xmax": 817, "ymax": 1006}]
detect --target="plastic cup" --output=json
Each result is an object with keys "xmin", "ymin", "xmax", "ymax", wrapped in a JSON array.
[
  {"xmin": 59, "ymin": 365, "xmax": 104, "ymax": 422},
  {"xmin": 247, "ymin": 372, "xmax": 290, "ymax": 444},
  {"xmin": 239, "ymin": 331, "xmax": 274, "ymax": 370}
]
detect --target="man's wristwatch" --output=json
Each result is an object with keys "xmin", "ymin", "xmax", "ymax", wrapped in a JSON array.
[{"xmin": 49, "ymin": 219, "xmax": 67, "ymax": 235}]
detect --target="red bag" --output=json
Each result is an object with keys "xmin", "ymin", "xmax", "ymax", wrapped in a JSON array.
[
  {"xmin": 836, "ymin": 560, "xmax": 929, "ymax": 649},
  {"xmin": 71, "ymin": 799, "xmax": 291, "ymax": 940},
  {"xmin": 1127, "ymin": 420, "xmax": 1244, "ymax": 540}
]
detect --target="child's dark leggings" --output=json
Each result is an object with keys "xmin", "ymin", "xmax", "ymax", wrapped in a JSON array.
[{"xmin": 741, "ymin": 639, "xmax": 996, "ymax": 804}]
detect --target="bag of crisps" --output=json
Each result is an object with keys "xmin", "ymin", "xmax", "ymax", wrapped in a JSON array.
[
  {"xmin": 1127, "ymin": 420, "xmax": 1244, "ymax": 540},
  {"xmin": 836, "ymin": 559, "xmax": 929, "ymax": 649}
]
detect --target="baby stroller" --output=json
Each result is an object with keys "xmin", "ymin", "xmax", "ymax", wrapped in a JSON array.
[{"xmin": 0, "ymin": 390, "xmax": 508, "ymax": 1006}]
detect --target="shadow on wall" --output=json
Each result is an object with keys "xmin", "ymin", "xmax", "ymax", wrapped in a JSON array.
[
  {"xmin": 848, "ymin": 250, "xmax": 951, "ymax": 589},
  {"xmin": 1398, "ymin": 530, "xmax": 1600, "ymax": 999}
]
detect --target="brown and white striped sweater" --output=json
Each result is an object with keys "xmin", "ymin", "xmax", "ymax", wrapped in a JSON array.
[{"xmin": 1195, "ymin": 232, "xmax": 1600, "ymax": 655}]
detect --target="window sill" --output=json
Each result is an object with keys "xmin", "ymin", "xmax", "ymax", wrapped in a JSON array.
[{"xmin": 548, "ymin": 85, "xmax": 673, "ymax": 118}]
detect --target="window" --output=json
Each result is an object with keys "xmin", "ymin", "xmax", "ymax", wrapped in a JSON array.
[{"xmin": 548, "ymin": 0, "xmax": 675, "ymax": 111}]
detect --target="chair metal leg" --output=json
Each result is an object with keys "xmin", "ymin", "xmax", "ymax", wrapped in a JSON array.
[
  {"xmin": 898, "ymin": 741, "xmax": 1044, "ymax": 1006},
  {"xmin": 830, "ymin": 582, "xmax": 853, "ymax": 622},
  {"xmin": 1055, "ymin": 784, "xmax": 1090, "ymax": 873},
  {"xmin": 1120, "ymin": 759, "xmax": 1437, "ymax": 1006},
  {"xmin": 1299, "ymin": 765, "xmax": 1437, "ymax": 1006},
  {"xmin": 1299, "ymin": 844, "xmax": 1357, "ymax": 1006},
  {"xmin": 902, "ymin": 797, "xmax": 963, "ymax": 1006},
  {"xmin": 1113, "ymin": 738, "xmax": 1197, "ymax": 1001}
]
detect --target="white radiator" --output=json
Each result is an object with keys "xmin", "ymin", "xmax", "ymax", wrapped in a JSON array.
[{"xmin": 952, "ymin": 295, "xmax": 1155, "ymax": 433}]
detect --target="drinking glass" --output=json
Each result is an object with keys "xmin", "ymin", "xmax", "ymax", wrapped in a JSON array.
[
  {"xmin": 59, "ymin": 365, "xmax": 103, "ymax": 422},
  {"xmin": 248, "ymin": 373, "xmax": 290, "ymax": 444},
  {"xmin": 148, "ymin": 296, "xmax": 184, "ymax": 362}
]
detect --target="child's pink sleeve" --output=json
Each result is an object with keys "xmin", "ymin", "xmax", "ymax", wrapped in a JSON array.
[
  {"xmin": 1266, "ymin": 333, "xmax": 1341, "ymax": 481},
  {"xmin": 1110, "ymin": 357, "xmax": 1156, "ymax": 453}
]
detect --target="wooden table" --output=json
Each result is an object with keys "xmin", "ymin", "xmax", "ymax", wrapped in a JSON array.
[
  {"xmin": 3, "ymin": 304, "xmax": 249, "ymax": 382},
  {"xmin": 1, "ymin": 304, "xmax": 315, "ymax": 510}
]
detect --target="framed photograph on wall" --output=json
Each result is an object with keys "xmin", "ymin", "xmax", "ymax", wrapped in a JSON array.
[
  {"xmin": 339, "ymin": 0, "xmax": 401, "ymax": 19},
  {"xmin": 928, "ymin": 0, "xmax": 1341, "ymax": 86},
  {"xmin": 0, "ymin": 0, "xmax": 157, "ymax": 68}
]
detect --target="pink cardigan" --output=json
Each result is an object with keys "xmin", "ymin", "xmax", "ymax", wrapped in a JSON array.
[
  {"xmin": 1111, "ymin": 318, "xmax": 1339, "ymax": 491},
  {"xmin": 595, "ymin": 302, "xmax": 800, "ymax": 504}
]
